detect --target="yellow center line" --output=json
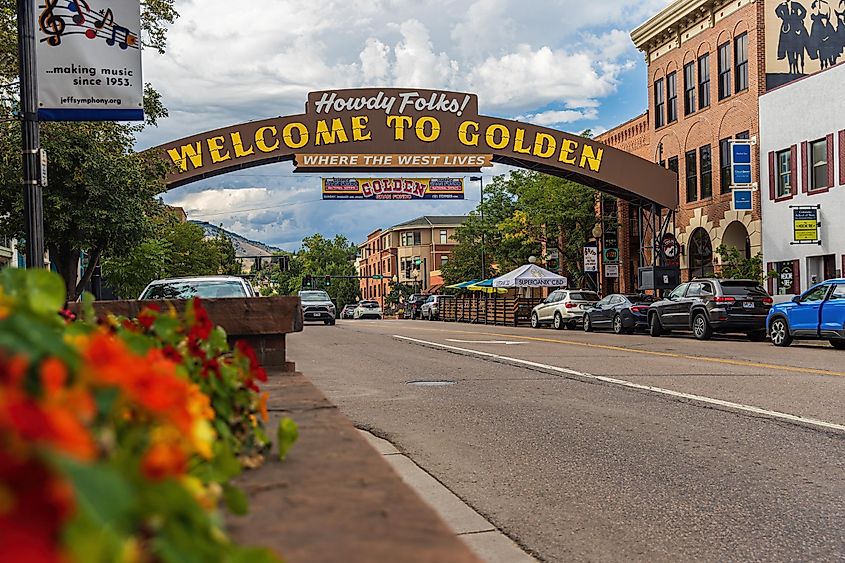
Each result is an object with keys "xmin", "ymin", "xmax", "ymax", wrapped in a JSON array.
[{"xmin": 387, "ymin": 324, "xmax": 845, "ymax": 378}]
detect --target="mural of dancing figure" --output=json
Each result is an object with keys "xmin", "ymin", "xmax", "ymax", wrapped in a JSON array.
[
  {"xmin": 809, "ymin": 0, "xmax": 839, "ymax": 68},
  {"xmin": 835, "ymin": 0, "xmax": 845, "ymax": 59},
  {"xmin": 776, "ymin": 0, "xmax": 810, "ymax": 73}
]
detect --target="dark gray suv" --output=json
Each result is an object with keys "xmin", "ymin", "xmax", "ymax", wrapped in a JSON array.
[{"xmin": 647, "ymin": 279, "xmax": 773, "ymax": 341}]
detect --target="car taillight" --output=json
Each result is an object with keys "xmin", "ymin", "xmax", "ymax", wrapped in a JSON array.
[
  {"xmin": 762, "ymin": 297, "xmax": 773, "ymax": 305},
  {"xmin": 713, "ymin": 296, "xmax": 735, "ymax": 303},
  {"xmin": 565, "ymin": 302, "xmax": 575, "ymax": 308},
  {"xmin": 631, "ymin": 306, "xmax": 648, "ymax": 314}
]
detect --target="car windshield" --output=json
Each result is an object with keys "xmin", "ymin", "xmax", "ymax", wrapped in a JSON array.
[
  {"xmin": 360, "ymin": 301, "xmax": 379, "ymax": 308},
  {"xmin": 625, "ymin": 294, "xmax": 656, "ymax": 303},
  {"xmin": 300, "ymin": 291, "xmax": 331, "ymax": 302},
  {"xmin": 569, "ymin": 292, "xmax": 599, "ymax": 301},
  {"xmin": 142, "ymin": 280, "xmax": 246, "ymax": 300},
  {"xmin": 720, "ymin": 282, "xmax": 769, "ymax": 297}
]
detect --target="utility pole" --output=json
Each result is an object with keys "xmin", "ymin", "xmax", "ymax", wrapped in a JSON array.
[
  {"xmin": 17, "ymin": 0, "xmax": 45, "ymax": 268},
  {"xmin": 471, "ymin": 176, "xmax": 485, "ymax": 279}
]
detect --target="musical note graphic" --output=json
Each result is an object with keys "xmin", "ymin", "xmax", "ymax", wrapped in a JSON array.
[
  {"xmin": 67, "ymin": 0, "xmax": 89, "ymax": 25},
  {"xmin": 39, "ymin": 0, "xmax": 66, "ymax": 46},
  {"xmin": 107, "ymin": 24, "xmax": 131, "ymax": 49}
]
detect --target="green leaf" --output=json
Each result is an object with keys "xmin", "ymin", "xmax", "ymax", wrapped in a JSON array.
[
  {"xmin": 0, "ymin": 268, "xmax": 66, "ymax": 314},
  {"xmin": 52, "ymin": 456, "xmax": 133, "ymax": 529},
  {"xmin": 222, "ymin": 483, "xmax": 249, "ymax": 516},
  {"xmin": 276, "ymin": 417, "xmax": 298, "ymax": 462},
  {"xmin": 226, "ymin": 546, "xmax": 283, "ymax": 563}
]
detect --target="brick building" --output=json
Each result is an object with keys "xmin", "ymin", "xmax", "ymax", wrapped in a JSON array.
[
  {"xmin": 630, "ymin": 0, "xmax": 764, "ymax": 283},
  {"xmin": 358, "ymin": 216, "xmax": 466, "ymax": 308}
]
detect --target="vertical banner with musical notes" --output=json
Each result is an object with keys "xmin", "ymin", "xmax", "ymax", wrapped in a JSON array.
[{"xmin": 35, "ymin": 0, "xmax": 143, "ymax": 121}]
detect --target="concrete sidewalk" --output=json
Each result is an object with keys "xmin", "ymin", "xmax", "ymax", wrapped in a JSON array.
[{"xmin": 360, "ymin": 430, "xmax": 538, "ymax": 563}]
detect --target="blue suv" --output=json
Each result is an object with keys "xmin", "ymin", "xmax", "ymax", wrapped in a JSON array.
[{"xmin": 767, "ymin": 279, "xmax": 845, "ymax": 349}]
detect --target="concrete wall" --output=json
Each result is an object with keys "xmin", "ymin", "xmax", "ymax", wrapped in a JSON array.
[{"xmin": 760, "ymin": 62, "xmax": 845, "ymax": 297}]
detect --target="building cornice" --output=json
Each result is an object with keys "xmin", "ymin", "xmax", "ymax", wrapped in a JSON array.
[{"xmin": 632, "ymin": 0, "xmax": 736, "ymax": 53}]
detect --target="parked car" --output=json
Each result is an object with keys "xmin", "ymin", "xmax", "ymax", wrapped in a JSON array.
[
  {"xmin": 139, "ymin": 276, "xmax": 256, "ymax": 300},
  {"xmin": 767, "ymin": 279, "xmax": 845, "ymax": 348},
  {"xmin": 421, "ymin": 295, "xmax": 453, "ymax": 320},
  {"xmin": 531, "ymin": 290, "xmax": 600, "ymax": 330},
  {"xmin": 340, "ymin": 304, "xmax": 356, "ymax": 319},
  {"xmin": 298, "ymin": 290, "xmax": 336, "ymax": 325},
  {"xmin": 648, "ymin": 279, "xmax": 772, "ymax": 341},
  {"xmin": 403, "ymin": 294, "xmax": 427, "ymax": 319},
  {"xmin": 354, "ymin": 300, "xmax": 383, "ymax": 319},
  {"xmin": 583, "ymin": 293, "xmax": 656, "ymax": 334}
]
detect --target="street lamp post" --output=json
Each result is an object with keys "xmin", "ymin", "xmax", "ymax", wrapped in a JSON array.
[{"xmin": 470, "ymin": 176, "xmax": 485, "ymax": 279}]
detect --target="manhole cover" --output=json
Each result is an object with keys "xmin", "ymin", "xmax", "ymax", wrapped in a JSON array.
[{"xmin": 407, "ymin": 380, "xmax": 457, "ymax": 387}]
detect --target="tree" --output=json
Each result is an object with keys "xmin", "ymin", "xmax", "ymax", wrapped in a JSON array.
[
  {"xmin": 716, "ymin": 245, "xmax": 765, "ymax": 281},
  {"xmin": 101, "ymin": 218, "xmax": 240, "ymax": 299},
  {"xmin": 0, "ymin": 1, "xmax": 179, "ymax": 299},
  {"xmin": 294, "ymin": 234, "xmax": 359, "ymax": 307}
]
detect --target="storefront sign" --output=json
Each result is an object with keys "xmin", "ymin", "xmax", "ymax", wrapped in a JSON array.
[
  {"xmin": 546, "ymin": 248, "xmax": 560, "ymax": 272},
  {"xmin": 153, "ymin": 88, "xmax": 678, "ymax": 209},
  {"xmin": 35, "ymin": 0, "xmax": 144, "ymax": 121},
  {"xmin": 322, "ymin": 177, "xmax": 464, "ymax": 200},
  {"xmin": 779, "ymin": 263, "xmax": 793, "ymax": 291},
  {"xmin": 732, "ymin": 189, "xmax": 753, "ymax": 211},
  {"xmin": 604, "ymin": 264, "xmax": 619, "ymax": 278},
  {"xmin": 603, "ymin": 247, "xmax": 619, "ymax": 264},
  {"xmin": 731, "ymin": 142, "xmax": 753, "ymax": 186},
  {"xmin": 793, "ymin": 207, "xmax": 820, "ymax": 243},
  {"xmin": 660, "ymin": 233, "xmax": 679, "ymax": 267},
  {"xmin": 583, "ymin": 245, "xmax": 598, "ymax": 273}
]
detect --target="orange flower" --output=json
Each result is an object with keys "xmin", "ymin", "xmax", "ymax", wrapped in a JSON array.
[
  {"xmin": 141, "ymin": 442, "xmax": 187, "ymax": 481},
  {"xmin": 259, "ymin": 393, "xmax": 269, "ymax": 423},
  {"xmin": 40, "ymin": 358, "xmax": 67, "ymax": 395}
]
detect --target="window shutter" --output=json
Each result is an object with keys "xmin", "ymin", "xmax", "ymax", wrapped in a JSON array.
[
  {"xmin": 768, "ymin": 151, "xmax": 776, "ymax": 200},
  {"xmin": 839, "ymin": 130, "xmax": 845, "ymax": 186},
  {"xmin": 801, "ymin": 141, "xmax": 809, "ymax": 193},
  {"xmin": 767, "ymin": 262, "xmax": 775, "ymax": 295},
  {"xmin": 790, "ymin": 145, "xmax": 798, "ymax": 196},
  {"xmin": 792, "ymin": 259, "xmax": 801, "ymax": 294},
  {"xmin": 827, "ymin": 133, "xmax": 835, "ymax": 188}
]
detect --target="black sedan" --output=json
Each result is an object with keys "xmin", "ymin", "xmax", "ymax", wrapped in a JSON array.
[{"xmin": 583, "ymin": 293, "xmax": 656, "ymax": 334}]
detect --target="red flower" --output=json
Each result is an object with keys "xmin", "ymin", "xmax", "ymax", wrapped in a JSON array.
[
  {"xmin": 188, "ymin": 299, "xmax": 213, "ymax": 341},
  {"xmin": 141, "ymin": 442, "xmax": 187, "ymax": 481}
]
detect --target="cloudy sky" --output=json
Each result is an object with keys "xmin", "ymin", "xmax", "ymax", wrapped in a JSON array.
[{"xmin": 136, "ymin": 0, "xmax": 671, "ymax": 251}]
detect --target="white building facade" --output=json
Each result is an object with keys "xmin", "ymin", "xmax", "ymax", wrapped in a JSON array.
[{"xmin": 760, "ymin": 63, "xmax": 845, "ymax": 298}]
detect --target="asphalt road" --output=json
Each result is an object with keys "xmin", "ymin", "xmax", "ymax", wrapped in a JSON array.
[{"xmin": 288, "ymin": 319, "xmax": 845, "ymax": 562}]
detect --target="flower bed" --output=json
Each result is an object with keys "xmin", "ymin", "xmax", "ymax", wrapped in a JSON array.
[{"xmin": 0, "ymin": 269, "xmax": 296, "ymax": 562}]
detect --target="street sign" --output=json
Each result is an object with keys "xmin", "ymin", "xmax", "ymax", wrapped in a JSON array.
[
  {"xmin": 733, "ymin": 189, "xmax": 753, "ymax": 211},
  {"xmin": 793, "ymin": 207, "xmax": 820, "ymax": 243},
  {"xmin": 583, "ymin": 245, "xmax": 598, "ymax": 272},
  {"xmin": 372, "ymin": 274, "xmax": 383, "ymax": 280},
  {"xmin": 605, "ymin": 264, "xmax": 619, "ymax": 278},
  {"xmin": 39, "ymin": 149, "xmax": 48, "ymax": 187},
  {"xmin": 731, "ymin": 141, "xmax": 753, "ymax": 186}
]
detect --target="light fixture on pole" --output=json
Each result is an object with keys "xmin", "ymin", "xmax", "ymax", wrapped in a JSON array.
[{"xmin": 470, "ymin": 176, "xmax": 485, "ymax": 279}]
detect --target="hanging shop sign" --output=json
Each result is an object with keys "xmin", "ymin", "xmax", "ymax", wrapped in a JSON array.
[
  {"xmin": 731, "ymin": 141, "xmax": 753, "ymax": 186},
  {"xmin": 732, "ymin": 188, "xmax": 753, "ymax": 211},
  {"xmin": 792, "ymin": 207, "xmax": 820, "ymax": 244},
  {"xmin": 660, "ymin": 233, "xmax": 680, "ymax": 267},
  {"xmin": 153, "ymin": 88, "xmax": 678, "ymax": 209},
  {"xmin": 35, "ymin": 0, "xmax": 144, "ymax": 121},
  {"xmin": 584, "ymin": 245, "xmax": 599, "ymax": 273},
  {"xmin": 321, "ymin": 177, "xmax": 464, "ymax": 200}
]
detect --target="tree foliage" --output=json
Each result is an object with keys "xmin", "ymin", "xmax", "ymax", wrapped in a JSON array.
[
  {"xmin": 0, "ymin": 1, "xmax": 179, "ymax": 299},
  {"xmin": 442, "ymin": 171, "xmax": 596, "ymax": 287},
  {"xmin": 716, "ymin": 245, "xmax": 765, "ymax": 281}
]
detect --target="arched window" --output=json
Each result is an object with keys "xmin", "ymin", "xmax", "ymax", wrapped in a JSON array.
[{"xmin": 688, "ymin": 228, "xmax": 714, "ymax": 278}]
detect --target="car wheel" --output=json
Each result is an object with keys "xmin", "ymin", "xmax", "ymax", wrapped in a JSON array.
[
  {"xmin": 324, "ymin": 320, "xmax": 330, "ymax": 325},
  {"xmin": 531, "ymin": 313, "xmax": 540, "ymax": 329},
  {"xmin": 692, "ymin": 313, "xmax": 712, "ymax": 340},
  {"xmin": 612, "ymin": 314, "xmax": 624, "ymax": 335},
  {"xmin": 649, "ymin": 313, "xmax": 663, "ymax": 337},
  {"xmin": 769, "ymin": 318, "xmax": 793, "ymax": 347},
  {"xmin": 747, "ymin": 330, "xmax": 766, "ymax": 342},
  {"xmin": 329, "ymin": 319, "xmax": 336, "ymax": 326},
  {"xmin": 583, "ymin": 315, "xmax": 593, "ymax": 332},
  {"xmin": 553, "ymin": 312, "xmax": 564, "ymax": 330},
  {"xmin": 829, "ymin": 339, "xmax": 845, "ymax": 350}
]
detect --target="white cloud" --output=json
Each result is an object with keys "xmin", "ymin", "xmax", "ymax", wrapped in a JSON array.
[{"xmin": 515, "ymin": 108, "xmax": 599, "ymax": 127}]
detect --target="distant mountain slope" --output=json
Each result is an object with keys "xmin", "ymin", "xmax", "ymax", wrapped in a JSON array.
[{"xmin": 190, "ymin": 220, "xmax": 282, "ymax": 258}]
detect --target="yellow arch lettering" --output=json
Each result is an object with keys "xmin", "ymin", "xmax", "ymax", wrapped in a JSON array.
[
  {"xmin": 230, "ymin": 131, "xmax": 255, "ymax": 158},
  {"xmin": 207, "ymin": 136, "xmax": 231, "ymax": 164},
  {"xmin": 166, "ymin": 142, "xmax": 203, "ymax": 172},
  {"xmin": 255, "ymin": 126, "xmax": 280, "ymax": 153},
  {"xmin": 283, "ymin": 123, "xmax": 309, "ymax": 149},
  {"xmin": 513, "ymin": 129, "xmax": 532, "ymax": 155},
  {"xmin": 533, "ymin": 133, "xmax": 556, "ymax": 159},
  {"xmin": 352, "ymin": 116, "xmax": 372, "ymax": 141},
  {"xmin": 316, "ymin": 118, "xmax": 350, "ymax": 145},
  {"xmin": 580, "ymin": 145, "xmax": 604, "ymax": 172},
  {"xmin": 387, "ymin": 116, "xmax": 413, "ymax": 141},
  {"xmin": 415, "ymin": 116, "xmax": 441, "ymax": 142},
  {"xmin": 485, "ymin": 124, "xmax": 510, "ymax": 150},
  {"xmin": 458, "ymin": 121, "xmax": 480, "ymax": 146},
  {"xmin": 559, "ymin": 139, "xmax": 579, "ymax": 165}
]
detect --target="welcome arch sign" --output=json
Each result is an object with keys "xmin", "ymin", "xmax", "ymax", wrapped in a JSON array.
[{"xmin": 152, "ymin": 88, "xmax": 678, "ymax": 209}]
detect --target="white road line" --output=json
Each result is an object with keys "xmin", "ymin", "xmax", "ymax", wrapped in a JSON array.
[
  {"xmin": 393, "ymin": 334, "xmax": 845, "ymax": 434},
  {"xmin": 445, "ymin": 339, "xmax": 526, "ymax": 345}
]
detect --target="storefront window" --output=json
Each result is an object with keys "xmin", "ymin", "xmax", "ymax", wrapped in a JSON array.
[{"xmin": 774, "ymin": 262, "xmax": 794, "ymax": 295}]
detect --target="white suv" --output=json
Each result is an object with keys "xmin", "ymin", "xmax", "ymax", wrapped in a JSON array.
[{"xmin": 531, "ymin": 290, "xmax": 600, "ymax": 330}]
